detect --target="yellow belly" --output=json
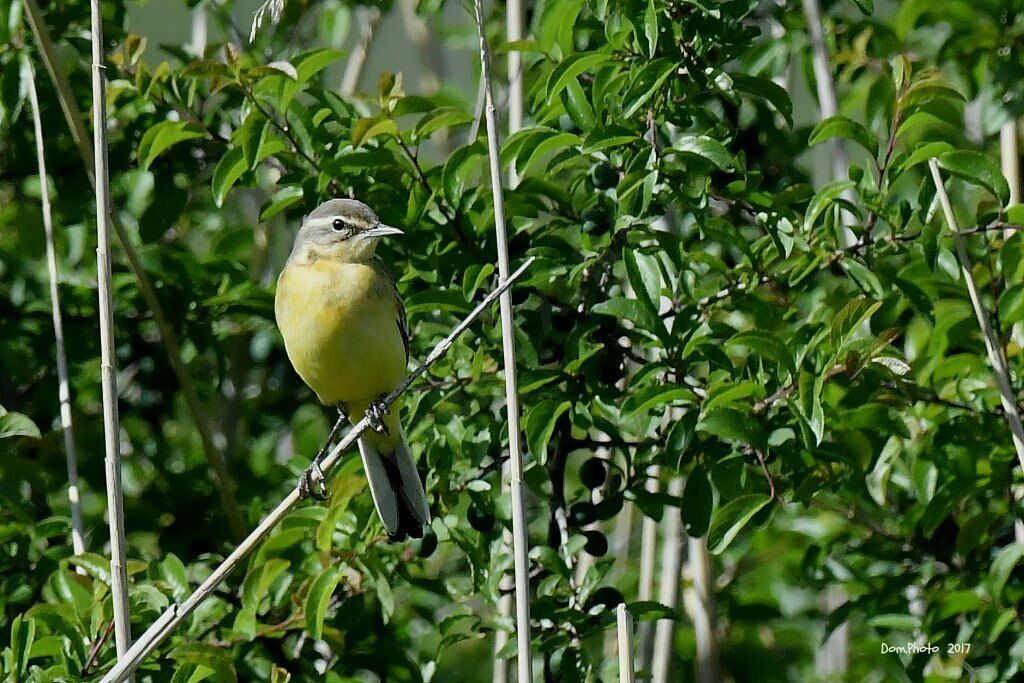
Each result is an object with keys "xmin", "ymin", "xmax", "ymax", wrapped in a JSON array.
[{"xmin": 275, "ymin": 259, "xmax": 407, "ymax": 410}]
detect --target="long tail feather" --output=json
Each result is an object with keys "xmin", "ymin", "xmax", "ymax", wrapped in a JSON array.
[
  {"xmin": 358, "ymin": 437, "xmax": 399, "ymax": 535},
  {"xmin": 358, "ymin": 430, "xmax": 430, "ymax": 540}
]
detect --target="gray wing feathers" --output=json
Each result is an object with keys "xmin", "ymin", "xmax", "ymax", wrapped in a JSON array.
[{"xmin": 358, "ymin": 438, "xmax": 399, "ymax": 535}]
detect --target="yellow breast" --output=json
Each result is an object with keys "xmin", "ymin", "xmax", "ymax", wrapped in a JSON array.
[{"xmin": 275, "ymin": 259, "xmax": 407, "ymax": 408}]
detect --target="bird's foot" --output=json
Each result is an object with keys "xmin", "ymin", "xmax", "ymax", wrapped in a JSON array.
[
  {"xmin": 366, "ymin": 397, "xmax": 390, "ymax": 435},
  {"xmin": 298, "ymin": 406, "xmax": 348, "ymax": 502},
  {"xmin": 299, "ymin": 460, "xmax": 328, "ymax": 501}
]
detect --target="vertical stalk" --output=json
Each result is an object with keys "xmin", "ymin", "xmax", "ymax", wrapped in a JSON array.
[
  {"xmin": 801, "ymin": 0, "xmax": 856, "ymax": 249},
  {"xmin": 685, "ymin": 536, "xmax": 719, "ymax": 683},
  {"xmin": 634, "ymin": 465, "xmax": 661, "ymax": 674},
  {"xmin": 27, "ymin": 62, "xmax": 86, "ymax": 556},
  {"xmin": 340, "ymin": 6, "xmax": 381, "ymax": 96},
  {"xmin": 616, "ymin": 603, "xmax": 635, "ymax": 683},
  {"xmin": 90, "ymin": 0, "xmax": 132, "ymax": 667},
  {"xmin": 650, "ymin": 477, "xmax": 684, "ymax": 683},
  {"xmin": 190, "ymin": 2, "xmax": 208, "ymax": 57},
  {"xmin": 1001, "ymin": 121, "xmax": 1020, "ymax": 215},
  {"xmin": 929, "ymin": 159, "xmax": 1024, "ymax": 470},
  {"xmin": 506, "ymin": 0, "xmax": 523, "ymax": 185},
  {"xmin": 998, "ymin": 120, "xmax": 1024, "ymax": 543},
  {"xmin": 473, "ymin": 1, "xmax": 533, "ymax": 680}
]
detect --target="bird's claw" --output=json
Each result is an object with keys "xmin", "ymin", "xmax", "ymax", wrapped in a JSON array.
[
  {"xmin": 299, "ymin": 460, "xmax": 328, "ymax": 501},
  {"xmin": 366, "ymin": 398, "xmax": 390, "ymax": 434}
]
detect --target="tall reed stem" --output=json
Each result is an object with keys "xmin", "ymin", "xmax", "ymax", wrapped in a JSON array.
[
  {"xmin": 26, "ymin": 61, "xmax": 86, "ymax": 557},
  {"xmin": 473, "ymin": 1, "xmax": 533, "ymax": 680},
  {"xmin": 90, "ymin": 0, "xmax": 132, "ymax": 668}
]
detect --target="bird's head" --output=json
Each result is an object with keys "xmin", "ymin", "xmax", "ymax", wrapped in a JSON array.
[{"xmin": 290, "ymin": 198, "xmax": 403, "ymax": 264}]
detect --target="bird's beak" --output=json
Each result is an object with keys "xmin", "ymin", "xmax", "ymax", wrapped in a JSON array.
[{"xmin": 361, "ymin": 224, "xmax": 403, "ymax": 239}]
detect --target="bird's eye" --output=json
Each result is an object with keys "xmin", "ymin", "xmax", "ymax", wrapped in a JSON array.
[{"xmin": 332, "ymin": 218, "xmax": 348, "ymax": 232}]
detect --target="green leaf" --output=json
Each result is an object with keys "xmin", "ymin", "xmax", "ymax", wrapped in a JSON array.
[
  {"xmin": 351, "ymin": 116, "xmax": 398, "ymax": 147},
  {"xmin": 938, "ymin": 150, "xmax": 1011, "ymax": 206},
  {"xmin": 413, "ymin": 107, "xmax": 473, "ymax": 141},
  {"xmin": 0, "ymin": 411, "xmax": 40, "ymax": 439},
  {"xmin": 211, "ymin": 147, "xmax": 246, "ymax": 208},
  {"xmin": 623, "ymin": 248, "xmax": 664, "ymax": 334},
  {"xmin": 240, "ymin": 558, "xmax": 289, "ymax": 615},
  {"xmin": 680, "ymin": 465, "xmax": 713, "ymax": 537},
  {"xmin": 9, "ymin": 615, "xmax": 35, "ymax": 678},
  {"xmin": 803, "ymin": 180, "xmax": 856, "ymax": 233},
  {"xmin": 592, "ymin": 297, "xmax": 666, "ymax": 340},
  {"xmin": 1000, "ymin": 285, "xmax": 1024, "ymax": 326},
  {"xmin": 260, "ymin": 186, "xmax": 304, "ymax": 221},
  {"xmin": 525, "ymin": 400, "xmax": 571, "ymax": 463},
  {"xmin": 672, "ymin": 134, "xmax": 733, "ymax": 171},
  {"xmin": 170, "ymin": 643, "xmax": 237, "ymax": 683},
  {"xmin": 730, "ymin": 73, "xmax": 792, "ymax": 127},
  {"xmin": 990, "ymin": 543, "xmax": 1024, "ymax": 599},
  {"xmin": 643, "ymin": 0, "xmax": 658, "ymax": 57},
  {"xmin": 808, "ymin": 116, "xmax": 877, "ymax": 155},
  {"xmin": 67, "ymin": 553, "xmax": 111, "ymax": 585},
  {"xmin": 304, "ymin": 566, "xmax": 343, "ymax": 640},
  {"xmin": 545, "ymin": 52, "xmax": 611, "ymax": 103},
  {"xmin": 868, "ymin": 613, "xmax": 919, "ymax": 631},
  {"xmin": 725, "ymin": 330, "xmax": 796, "ymax": 375},
  {"xmin": 443, "ymin": 141, "xmax": 485, "ymax": 206},
  {"xmin": 707, "ymin": 494, "xmax": 769, "ymax": 554},
  {"xmin": 697, "ymin": 408, "xmax": 764, "ymax": 449},
  {"xmin": 621, "ymin": 385, "xmax": 694, "ymax": 418},
  {"xmin": 138, "ymin": 120, "xmax": 206, "ymax": 170},
  {"xmin": 293, "ymin": 48, "xmax": 345, "ymax": 84}
]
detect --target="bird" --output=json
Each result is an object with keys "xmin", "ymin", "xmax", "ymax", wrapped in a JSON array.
[{"xmin": 274, "ymin": 198, "xmax": 431, "ymax": 540}]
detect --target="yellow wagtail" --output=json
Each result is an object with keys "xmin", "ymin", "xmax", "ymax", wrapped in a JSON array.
[{"xmin": 275, "ymin": 199, "xmax": 430, "ymax": 540}]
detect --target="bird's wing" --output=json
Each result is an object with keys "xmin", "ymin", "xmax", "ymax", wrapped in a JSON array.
[{"xmin": 373, "ymin": 257, "xmax": 410, "ymax": 362}]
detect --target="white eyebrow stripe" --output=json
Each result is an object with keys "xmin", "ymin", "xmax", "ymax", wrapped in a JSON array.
[{"xmin": 303, "ymin": 216, "xmax": 374, "ymax": 230}]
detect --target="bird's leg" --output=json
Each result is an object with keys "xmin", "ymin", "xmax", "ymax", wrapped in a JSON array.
[
  {"xmin": 366, "ymin": 395, "xmax": 391, "ymax": 435},
  {"xmin": 299, "ymin": 407, "xmax": 348, "ymax": 501}
]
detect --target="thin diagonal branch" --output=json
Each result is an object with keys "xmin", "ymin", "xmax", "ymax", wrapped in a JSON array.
[
  {"xmin": 929, "ymin": 159, "xmax": 1024, "ymax": 473},
  {"xmin": 100, "ymin": 258, "xmax": 535, "ymax": 683},
  {"xmin": 26, "ymin": 60, "xmax": 86, "ymax": 556}
]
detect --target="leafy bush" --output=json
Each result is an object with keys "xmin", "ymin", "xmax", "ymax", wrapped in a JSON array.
[{"xmin": 2, "ymin": 0, "xmax": 1024, "ymax": 680}]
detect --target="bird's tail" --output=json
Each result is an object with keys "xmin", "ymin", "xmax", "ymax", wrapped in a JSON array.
[{"xmin": 357, "ymin": 425, "xmax": 431, "ymax": 541}]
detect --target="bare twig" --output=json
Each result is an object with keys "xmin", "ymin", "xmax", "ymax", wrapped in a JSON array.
[
  {"xmin": 25, "ymin": 0, "xmax": 246, "ymax": 540},
  {"xmin": 472, "ymin": 2, "xmax": 534, "ymax": 681},
  {"xmin": 26, "ymin": 61, "xmax": 86, "ymax": 556},
  {"xmin": 616, "ymin": 603, "xmax": 635, "ymax": 683},
  {"xmin": 100, "ymin": 259, "xmax": 535, "ymax": 683},
  {"xmin": 340, "ymin": 6, "xmax": 382, "ymax": 96},
  {"xmin": 929, "ymin": 160, "xmax": 1024, "ymax": 473},
  {"xmin": 22, "ymin": 0, "xmax": 93, "ymax": 185},
  {"xmin": 90, "ymin": 0, "xmax": 132, "ymax": 667},
  {"xmin": 81, "ymin": 620, "xmax": 115, "ymax": 676}
]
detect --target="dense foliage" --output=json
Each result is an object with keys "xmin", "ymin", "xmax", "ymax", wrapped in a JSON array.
[{"xmin": 3, "ymin": 0, "xmax": 1024, "ymax": 680}]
